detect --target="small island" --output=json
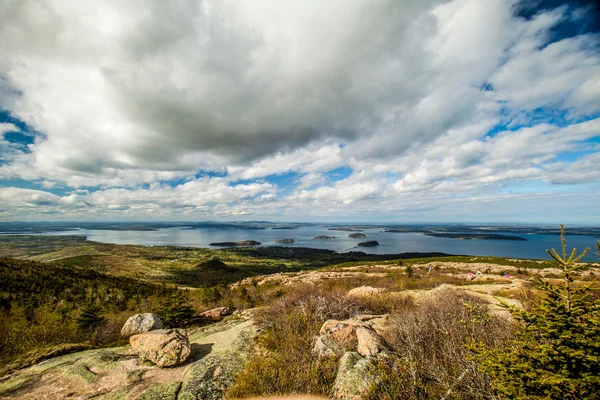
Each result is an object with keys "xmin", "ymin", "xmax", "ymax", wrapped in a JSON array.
[
  {"xmin": 209, "ymin": 240, "xmax": 262, "ymax": 247},
  {"xmin": 314, "ymin": 235, "xmax": 334, "ymax": 239},
  {"xmin": 349, "ymin": 233, "xmax": 367, "ymax": 238},
  {"xmin": 424, "ymin": 233, "xmax": 527, "ymax": 241},
  {"xmin": 329, "ymin": 228, "xmax": 363, "ymax": 232},
  {"xmin": 358, "ymin": 240, "xmax": 379, "ymax": 247},
  {"xmin": 275, "ymin": 238, "xmax": 295, "ymax": 243}
]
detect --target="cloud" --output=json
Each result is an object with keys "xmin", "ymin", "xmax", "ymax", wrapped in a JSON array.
[{"xmin": 0, "ymin": 0, "xmax": 599, "ymax": 221}]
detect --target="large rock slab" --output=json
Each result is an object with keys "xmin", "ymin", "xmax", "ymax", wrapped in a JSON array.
[
  {"xmin": 121, "ymin": 313, "xmax": 163, "ymax": 337},
  {"xmin": 0, "ymin": 319, "xmax": 258, "ymax": 399},
  {"xmin": 130, "ymin": 329, "xmax": 191, "ymax": 367},
  {"xmin": 178, "ymin": 319, "xmax": 259, "ymax": 400}
]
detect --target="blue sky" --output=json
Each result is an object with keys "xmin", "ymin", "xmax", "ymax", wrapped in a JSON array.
[{"xmin": 0, "ymin": 0, "xmax": 599, "ymax": 223}]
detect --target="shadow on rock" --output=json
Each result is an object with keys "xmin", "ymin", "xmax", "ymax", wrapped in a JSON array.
[{"xmin": 189, "ymin": 343, "xmax": 214, "ymax": 363}]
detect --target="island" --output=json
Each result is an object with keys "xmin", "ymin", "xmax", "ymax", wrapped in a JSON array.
[
  {"xmin": 348, "ymin": 233, "xmax": 367, "ymax": 238},
  {"xmin": 209, "ymin": 240, "xmax": 262, "ymax": 247},
  {"xmin": 314, "ymin": 235, "xmax": 334, "ymax": 239},
  {"xmin": 329, "ymin": 228, "xmax": 364, "ymax": 232},
  {"xmin": 424, "ymin": 233, "xmax": 527, "ymax": 241},
  {"xmin": 358, "ymin": 240, "xmax": 379, "ymax": 247},
  {"xmin": 275, "ymin": 238, "xmax": 295, "ymax": 243}
]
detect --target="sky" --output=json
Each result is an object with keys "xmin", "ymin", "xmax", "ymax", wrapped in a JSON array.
[{"xmin": 0, "ymin": 0, "xmax": 599, "ymax": 224}]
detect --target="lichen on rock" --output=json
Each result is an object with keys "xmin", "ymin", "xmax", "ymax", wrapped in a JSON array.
[
  {"xmin": 130, "ymin": 329, "xmax": 191, "ymax": 368},
  {"xmin": 121, "ymin": 313, "xmax": 163, "ymax": 337}
]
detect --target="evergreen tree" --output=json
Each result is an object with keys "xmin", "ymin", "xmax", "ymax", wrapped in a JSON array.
[
  {"xmin": 76, "ymin": 302, "xmax": 105, "ymax": 331},
  {"xmin": 471, "ymin": 225, "xmax": 600, "ymax": 399},
  {"xmin": 158, "ymin": 290, "xmax": 195, "ymax": 327}
]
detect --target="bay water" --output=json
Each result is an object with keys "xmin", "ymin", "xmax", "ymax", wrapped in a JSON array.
[{"xmin": 29, "ymin": 226, "xmax": 599, "ymax": 262}]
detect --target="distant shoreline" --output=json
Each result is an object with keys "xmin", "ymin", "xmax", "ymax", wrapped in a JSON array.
[{"xmin": 424, "ymin": 233, "xmax": 528, "ymax": 241}]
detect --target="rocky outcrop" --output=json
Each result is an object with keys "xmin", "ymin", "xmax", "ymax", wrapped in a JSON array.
[
  {"xmin": 347, "ymin": 286, "xmax": 382, "ymax": 298},
  {"xmin": 199, "ymin": 307, "xmax": 233, "ymax": 319},
  {"xmin": 356, "ymin": 327, "xmax": 385, "ymax": 358},
  {"xmin": 0, "ymin": 318, "xmax": 258, "ymax": 399},
  {"xmin": 275, "ymin": 238, "xmax": 295, "ymax": 243},
  {"xmin": 357, "ymin": 241, "xmax": 379, "ymax": 247},
  {"xmin": 313, "ymin": 333, "xmax": 345, "ymax": 358},
  {"xmin": 121, "ymin": 313, "xmax": 163, "ymax": 337},
  {"xmin": 178, "ymin": 319, "xmax": 259, "ymax": 400},
  {"xmin": 332, "ymin": 352, "xmax": 378, "ymax": 400},
  {"xmin": 313, "ymin": 236, "xmax": 334, "ymax": 239},
  {"xmin": 130, "ymin": 329, "xmax": 191, "ymax": 367},
  {"xmin": 314, "ymin": 317, "xmax": 387, "ymax": 359},
  {"xmin": 319, "ymin": 319, "xmax": 365, "ymax": 348}
]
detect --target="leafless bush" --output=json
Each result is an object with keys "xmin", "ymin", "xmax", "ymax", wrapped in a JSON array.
[
  {"xmin": 229, "ymin": 285, "xmax": 387, "ymax": 397},
  {"xmin": 370, "ymin": 289, "xmax": 515, "ymax": 400}
]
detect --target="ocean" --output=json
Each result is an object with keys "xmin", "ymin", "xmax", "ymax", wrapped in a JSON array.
[{"xmin": 25, "ymin": 226, "xmax": 599, "ymax": 262}]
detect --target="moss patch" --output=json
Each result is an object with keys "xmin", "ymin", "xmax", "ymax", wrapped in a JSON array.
[
  {"xmin": 62, "ymin": 363, "xmax": 97, "ymax": 384},
  {"xmin": 0, "ymin": 375, "xmax": 33, "ymax": 395},
  {"xmin": 137, "ymin": 382, "xmax": 182, "ymax": 400}
]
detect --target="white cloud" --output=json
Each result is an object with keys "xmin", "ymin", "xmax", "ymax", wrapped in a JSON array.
[{"xmin": 0, "ymin": 0, "xmax": 599, "ymax": 221}]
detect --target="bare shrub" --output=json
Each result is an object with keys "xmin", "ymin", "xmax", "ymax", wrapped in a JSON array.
[
  {"xmin": 228, "ymin": 285, "xmax": 377, "ymax": 397},
  {"xmin": 370, "ymin": 289, "xmax": 514, "ymax": 400}
]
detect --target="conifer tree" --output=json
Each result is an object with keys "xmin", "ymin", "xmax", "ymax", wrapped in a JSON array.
[
  {"xmin": 471, "ymin": 225, "xmax": 600, "ymax": 399},
  {"xmin": 158, "ymin": 290, "xmax": 195, "ymax": 327},
  {"xmin": 76, "ymin": 302, "xmax": 105, "ymax": 331}
]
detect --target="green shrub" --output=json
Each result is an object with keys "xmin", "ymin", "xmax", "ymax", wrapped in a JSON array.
[
  {"xmin": 76, "ymin": 303, "xmax": 105, "ymax": 331},
  {"xmin": 157, "ymin": 291, "xmax": 195, "ymax": 327}
]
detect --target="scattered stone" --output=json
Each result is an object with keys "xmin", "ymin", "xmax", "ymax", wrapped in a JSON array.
[
  {"xmin": 121, "ymin": 313, "xmax": 163, "ymax": 337},
  {"xmin": 313, "ymin": 334, "xmax": 345, "ymax": 358},
  {"xmin": 357, "ymin": 241, "xmax": 379, "ymax": 247},
  {"xmin": 332, "ymin": 352, "xmax": 378, "ymax": 400},
  {"xmin": 356, "ymin": 327, "xmax": 385, "ymax": 357},
  {"xmin": 199, "ymin": 307, "xmax": 233, "ymax": 319},
  {"xmin": 130, "ymin": 329, "xmax": 191, "ymax": 367},
  {"xmin": 348, "ymin": 233, "xmax": 367, "ymax": 238},
  {"xmin": 275, "ymin": 238, "xmax": 295, "ymax": 243},
  {"xmin": 347, "ymin": 286, "xmax": 382, "ymax": 298},
  {"xmin": 232, "ymin": 308, "xmax": 255, "ymax": 320}
]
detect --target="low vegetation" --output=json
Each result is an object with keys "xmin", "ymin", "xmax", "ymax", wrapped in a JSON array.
[
  {"xmin": 0, "ymin": 258, "xmax": 176, "ymax": 370},
  {"xmin": 227, "ymin": 286, "xmax": 412, "ymax": 397}
]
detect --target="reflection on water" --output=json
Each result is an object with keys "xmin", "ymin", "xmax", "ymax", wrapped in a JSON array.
[{"xmin": 31, "ymin": 226, "xmax": 599, "ymax": 261}]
